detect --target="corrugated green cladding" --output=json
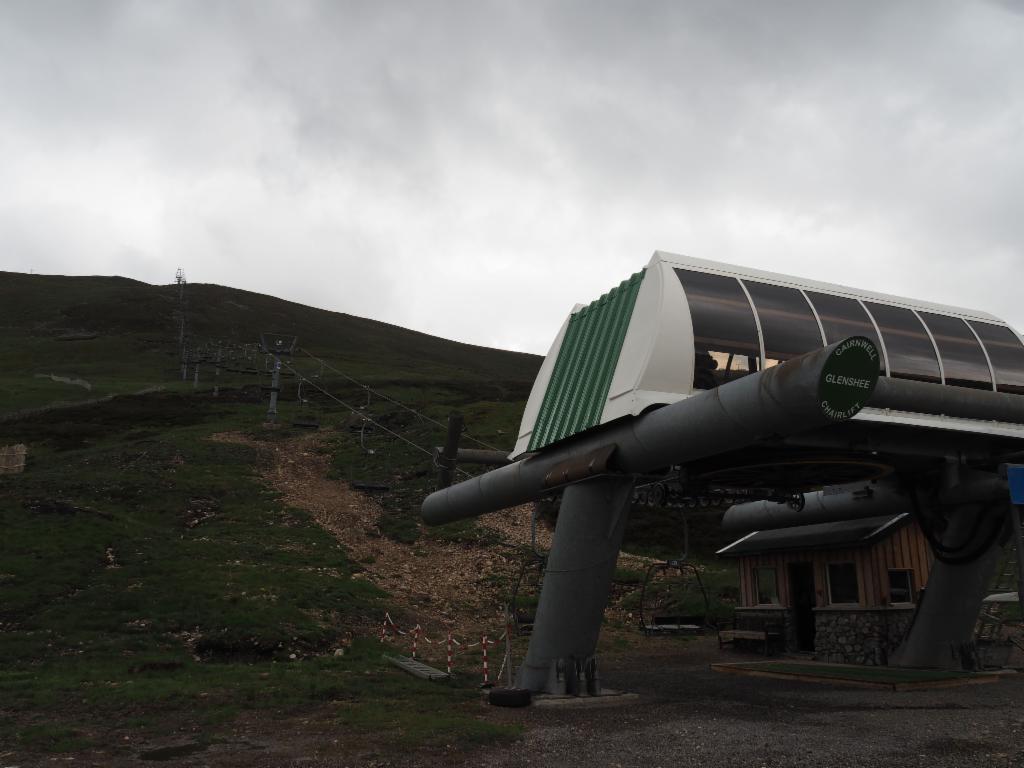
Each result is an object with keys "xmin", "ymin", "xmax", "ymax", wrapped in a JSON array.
[{"xmin": 528, "ymin": 270, "xmax": 646, "ymax": 452}]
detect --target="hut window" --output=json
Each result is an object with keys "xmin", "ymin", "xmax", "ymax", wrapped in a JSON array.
[
  {"xmin": 675, "ymin": 269, "xmax": 761, "ymax": 390},
  {"xmin": 919, "ymin": 313, "xmax": 993, "ymax": 390},
  {"xmin": 744, "ymin": 282, "xmax": 825, "ymax": 368},
  {"xmin": 968, "ymin": 321, "xmax": 1024, "ymax": 395},
  {"xmin": 826, "ymin": 562, "xmax": 859, "ymax": 605},
  {"xmin": 888, "ymin": 570, "xmax": 914, "ymax": 604},
  {"xmin": 863, "ymin": 303, "xmax": 941, "ymax": 384},
  {"xmin": 755, "ymin": 567, "xmax": 779, "ymax": 605},
  {"xmin": 804, "ymin": 292, "xmax": 885, "ymax": 373}
]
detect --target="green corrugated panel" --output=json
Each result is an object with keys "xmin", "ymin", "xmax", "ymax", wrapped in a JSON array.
[{"xmin": 528, "ymin": 270, "xmax": 645, "ymax": 451}]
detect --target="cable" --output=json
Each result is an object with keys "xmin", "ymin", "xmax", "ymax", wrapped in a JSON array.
[
  {"xmin": 281, "ymin": 359, "xmax": 475, "ymax": 480},
  {"xmin": 296, "ymin": 347, "xmax": 503, "ymax": 452},
  {"xmin": 280, "ymin": 360, "xmax": 433, "ymax": 459}
]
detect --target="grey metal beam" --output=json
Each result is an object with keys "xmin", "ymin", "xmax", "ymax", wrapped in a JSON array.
[
  {"xmin": 868, "ymin": 377, "xmax": 1024, "ymax": 425},
  {"xmin": 423, "ymin": 338, "xmax": 880, "ymax": 526},
  {"xmin": 722, "ymin": 480, "xmax": 914, "ymax": 533},
  {"xmin": 453, "ymin": 448, "xmax": 511, "ymax": 466},
  {"xmin": 432, "ymin": 447, "xmax": 512, "ymax": 471}
]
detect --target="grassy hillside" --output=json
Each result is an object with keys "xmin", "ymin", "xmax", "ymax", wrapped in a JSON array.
[
  {"xmin": 0, "ymin": 394, "xmax": 522, "ymax": 760},
  {"xmin": 0, "ymin": 271, "xmax": 542, "ymax": 760},
  {"xmin": 0, "ymin": 271, "xmax": 540, "ymax": 416},
  {"xmin": 0, "ymin": 270, "xmax": 735, "ymax": 763}
]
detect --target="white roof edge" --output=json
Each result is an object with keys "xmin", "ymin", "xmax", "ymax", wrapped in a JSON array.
[
  {"xmin": 652, "ymin": 250, "xmax": 1005, "ymax": 325},
  {"xmin": 716, "ymin": 529, "xmax": 760, "ymax": 555},
  {"xmin": 864, "ymin": 512, "xmax": 911, "ymax": 540}
]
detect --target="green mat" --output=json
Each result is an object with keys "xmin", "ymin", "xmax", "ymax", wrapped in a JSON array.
[
  {"xmin": 711, "ymin": 661, "xmax": 1002, "ymax": 689},
  {"xmin": 727, "ymin": 662, "xmax": 976, "ymax": 683}
]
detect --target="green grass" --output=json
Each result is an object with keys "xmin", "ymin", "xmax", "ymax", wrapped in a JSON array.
[
  {"xmin": 0, "ymin": 390, "xmax": 520, "ymax": 757},
  {"xmin": 322, "ymin": 379, "xmax": 526, "ymax": 546},
  {"xmin": 613, "ymin": 566, "xmax": 646, "ymax": 586},
  {"xmin": 616, "ymin": 557, "xmax": 739, "ymax": 625},
  {"xmin": 333, "ymin": 661, "xmax": 522, "ymax": 747},
  {"xmin": 1, "ymin": 641, "xmax": 519, "ymax": 753},
  {"xmin": 12, "ymin": 724, "xmax": 94, "ymax": 753},
  {"xmin": 0, "ymin": 402, "xmax": 382, "ymax": 662}
]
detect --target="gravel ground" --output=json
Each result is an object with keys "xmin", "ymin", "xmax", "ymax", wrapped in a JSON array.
[
  {"xmin": 98, "ymin": 636, "xmax": 1020, "ymax": 768},
  {"xmin": 469, "ymin": 637, "xmax": 1024, "ymax": 768}
]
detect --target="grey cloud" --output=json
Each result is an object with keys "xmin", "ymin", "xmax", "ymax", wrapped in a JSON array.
[{"xmin": 0, "ymin": 0, "xmax": 1022, "ymax": 353}]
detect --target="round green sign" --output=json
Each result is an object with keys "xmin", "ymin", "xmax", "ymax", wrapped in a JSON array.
[{"xmin": 817, "ymin": 336, "xmax": 880, "ymax": 421}]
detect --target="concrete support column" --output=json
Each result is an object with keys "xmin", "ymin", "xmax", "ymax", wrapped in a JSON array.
[
  {"xmin": 516, "ymin": 475, "xmax": 634, "ymax": 693},
  {"xmin": 891, "ymin": 501, "xmax": 1005, "ymax": 670}
]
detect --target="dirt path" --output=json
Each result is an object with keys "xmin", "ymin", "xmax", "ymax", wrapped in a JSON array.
[{"xmin": 212, "ymin": 430, "xmax": 545, "ymax": 639}]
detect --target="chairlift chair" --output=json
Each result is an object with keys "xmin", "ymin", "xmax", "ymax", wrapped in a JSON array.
[
  {"xmin": 637, "ymin": 559, "xmax": 711, "ymax": 636},
  {"xmin": 291, "ymin": 380, "xmax": 322, "ymax": 429},
  {"xmin": 359, "ymin": 419, "xmax": 376, "ymax": 455},
  {"xmin": 510, "ymin": 552, "xmax": 547, "ymax": 636}
]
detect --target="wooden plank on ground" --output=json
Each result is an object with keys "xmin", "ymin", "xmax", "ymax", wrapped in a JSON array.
[{"xmin": 384, "ymin": 654, "xmax": 450, "ymax": 682}]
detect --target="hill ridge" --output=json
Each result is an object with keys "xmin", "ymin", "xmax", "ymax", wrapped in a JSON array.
[{"xmin": 0, "ymin": 270, "xmax": 541, "ymax": 415}]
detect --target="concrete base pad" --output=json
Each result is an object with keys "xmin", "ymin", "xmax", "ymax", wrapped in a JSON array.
[{"xmin": 531, "ymin": 689, "xmax": 640, "ymax": 707}]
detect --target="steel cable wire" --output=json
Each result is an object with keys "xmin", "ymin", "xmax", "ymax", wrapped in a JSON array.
[
  {"xmin": 295, "ymin": 347, "xmax": 504, "ymax": 452},
  {"xmin": 280, "ymin": 360, "xmax": 473, "ymax": 479}
]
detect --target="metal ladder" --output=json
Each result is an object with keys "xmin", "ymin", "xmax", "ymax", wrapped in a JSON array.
[{"xmin": 975, "ymin": 504, "xmax": 1024, "ymax": 666}]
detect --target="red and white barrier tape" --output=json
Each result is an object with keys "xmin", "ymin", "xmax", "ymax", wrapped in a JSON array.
[
  {"xmin": 379, "ymin": 611, "xmax": 407, "ymax": 643},
  {"xmin": 379, "ymin": 612, "xmax": 508, "ymax": 683},
  {"xmin": 480, "ymin": 634, "xmax": 499, "ymax": 686},
  {"xmin": 447, "ymin": 631, "xmax": 461, "ymax": 674}
]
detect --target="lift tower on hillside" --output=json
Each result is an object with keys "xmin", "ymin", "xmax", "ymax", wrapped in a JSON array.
[
  {"xmin": 260, "ymin": 333, "xmax": 298, "ymax": 423},
  {"xmin": 174, "ymin": 268, "xmax": 189, "ymax": 379}
]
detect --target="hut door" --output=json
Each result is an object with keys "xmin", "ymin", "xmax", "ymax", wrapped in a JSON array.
[{"xmin": 788, "ymin": 562, "xmax": 816, "ymax": 652}]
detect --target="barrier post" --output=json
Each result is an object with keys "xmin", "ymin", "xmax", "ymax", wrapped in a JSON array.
[
  {"xmin": 481, "ymin": 635, "xmax": 493, "ymax": 688},
  {"xmin": 413, "ymin": 624, "xmax": 421, "ymax": 659},
  {"xmin": 504, "ymin": 606, "xmax": 514, "ymax": 688},
  {"xmin": 447, "ymin": 632, "xmax": 453, "ymax": 675}
]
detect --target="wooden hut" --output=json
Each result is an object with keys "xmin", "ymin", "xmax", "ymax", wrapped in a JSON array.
[{"xmin": 717, "ymin": 513, "xmax": 933, "ymax": 665}]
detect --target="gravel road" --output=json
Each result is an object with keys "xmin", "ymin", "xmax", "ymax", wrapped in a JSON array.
[{"xmin": 470, "ymin": 637, "xmax": 1024, "ymax": 768}]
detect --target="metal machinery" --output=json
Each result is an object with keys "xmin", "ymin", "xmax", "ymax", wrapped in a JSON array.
[{"xmin": 422, "ymin": 252, "xmax": 1024, "ymax": 690}]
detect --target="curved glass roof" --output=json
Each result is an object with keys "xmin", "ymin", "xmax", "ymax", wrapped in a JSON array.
[{"xmin": 674, "ymin": 266, "xmax": 1024, "ymax": 395}]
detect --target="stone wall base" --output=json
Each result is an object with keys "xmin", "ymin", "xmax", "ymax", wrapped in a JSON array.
[{"xmin": 814, "ymin": 608, "xmax": 914, "ymax": 666}]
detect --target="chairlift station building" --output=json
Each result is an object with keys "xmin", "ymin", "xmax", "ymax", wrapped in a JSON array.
[
  {"xmin": 425, "ymin": 251, "xmax": 1024, "ymax": 689},
  {"xmin": 516, "ymin": 251, "xmax": 1024, "ymax": 459}
]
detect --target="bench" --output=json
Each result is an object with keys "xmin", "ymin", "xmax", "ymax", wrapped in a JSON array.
[
  {"xmin": 718, "ymin": 624, "xmax": 782, "ymax": 656},
  {"xmin": 641, "ymin": 615, "xmax": 706, "ymax": 636}
]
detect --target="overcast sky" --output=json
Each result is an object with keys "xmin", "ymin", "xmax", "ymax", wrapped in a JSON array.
[{"xmin": 1, "ymin": 1, "xmax": 1022, "ymax": 354}]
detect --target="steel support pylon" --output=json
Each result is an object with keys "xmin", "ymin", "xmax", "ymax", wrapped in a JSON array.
[
  {"xmin": 891, "ymin": 477, "xmax": 1006, "ymax": 670},
  {"xmin": 516, "ymin": 475, "xmax": 634, "ymax": 694}
]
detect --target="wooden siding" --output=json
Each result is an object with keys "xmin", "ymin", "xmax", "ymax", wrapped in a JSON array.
[{"xmin": 736, "ymin": 518, "xmax": 933, "ymax": 609}]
